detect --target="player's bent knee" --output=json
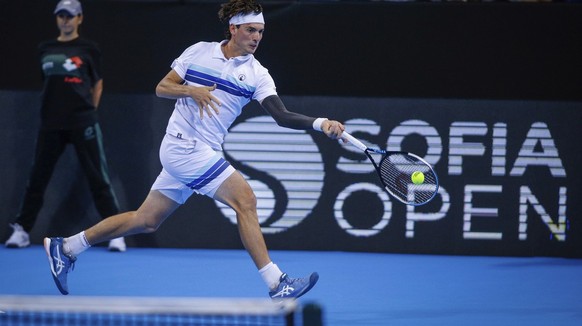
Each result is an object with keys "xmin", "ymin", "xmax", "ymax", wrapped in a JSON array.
[
  {"xmin": 142, "ymin": 218, "xmax": 163, "ymax": 233},
  {"xmin": 131, "ymin": 211, "xmax": 163, "ymax": 234},
  {"xmin": 235, "ymin": 193, "xmax": 257, "ymax": 215}
]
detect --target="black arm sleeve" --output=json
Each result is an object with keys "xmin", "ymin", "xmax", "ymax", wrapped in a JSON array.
[{"xmin": 260, "ymin": 95, "xmax": 316, "ymax": 130}]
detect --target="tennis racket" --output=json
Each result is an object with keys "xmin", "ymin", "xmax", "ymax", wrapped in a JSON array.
[{"xmin": 342, "ymin": 131, "xmax": 439, "ymax": 206}]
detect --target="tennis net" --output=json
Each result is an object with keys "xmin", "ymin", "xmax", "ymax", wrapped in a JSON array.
[{"xmin": 0, "ymin": 295, "xmax": 320, "ymax": 326}]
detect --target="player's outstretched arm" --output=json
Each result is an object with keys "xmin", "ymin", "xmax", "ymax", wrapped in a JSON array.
[{"xmin": 260, "ymin": 95, "xmax": 344, "ymax": 139}]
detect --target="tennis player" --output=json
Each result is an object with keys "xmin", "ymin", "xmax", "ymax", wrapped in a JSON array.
[{"xmin": 44, "ymin": 0, "xmax": 344, "ymax": 299}]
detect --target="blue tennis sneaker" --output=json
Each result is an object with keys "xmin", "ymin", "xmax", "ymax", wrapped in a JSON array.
[
  {"xmin": 269, "ymin": 272, "xmax": 319, "ymax": 301},
  {"xmin": 44, "ymin": 237, "xmax": 76, "ymax": 295}
]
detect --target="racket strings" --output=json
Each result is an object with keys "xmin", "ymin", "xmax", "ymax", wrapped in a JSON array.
[{"xmin": 379, "ymin": 154, "xmax": 438, "ymax": 205}]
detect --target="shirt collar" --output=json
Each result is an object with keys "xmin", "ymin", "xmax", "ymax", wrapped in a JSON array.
[{"xmin": 213, "ymin": 40, "xmax": 252, "ymax": 63}]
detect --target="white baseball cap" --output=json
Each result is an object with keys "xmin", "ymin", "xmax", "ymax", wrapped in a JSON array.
[{"xmin": 54, "ymin": 0, "xmax": 83, "ymax": 16}]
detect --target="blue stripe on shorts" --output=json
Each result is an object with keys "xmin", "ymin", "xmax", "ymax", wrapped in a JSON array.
[{"xmin": 186, "ymin": 157, "xmax": 231, "ymax": 191}]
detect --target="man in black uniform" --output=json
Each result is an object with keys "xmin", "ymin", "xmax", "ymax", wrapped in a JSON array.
[{"xmin": 4, "ymin": 0, "xmax": 126, "ymax": 251}]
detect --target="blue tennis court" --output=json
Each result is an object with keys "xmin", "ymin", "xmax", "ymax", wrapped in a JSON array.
[{"xmin": 1, "ymin": 246, "xmax": 581, "ymax": 325}]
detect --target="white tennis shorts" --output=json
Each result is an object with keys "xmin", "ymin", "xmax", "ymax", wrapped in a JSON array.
[{"xmin": 151, "ymin": 133, "xmax": 236, "ymax": 204}]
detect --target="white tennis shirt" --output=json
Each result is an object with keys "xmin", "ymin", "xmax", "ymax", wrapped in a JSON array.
[{"xmin": 166, "ymin": 41, "xmax": 277, "ymax": 150}]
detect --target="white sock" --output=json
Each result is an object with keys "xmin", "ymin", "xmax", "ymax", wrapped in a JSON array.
[
  {"xmin": 259, "ymin": 262, "xmax": 283, "ymax": 291},
  {"xmin": 63, "ymin": 231, "xmax": 91, "ymax": 258}
]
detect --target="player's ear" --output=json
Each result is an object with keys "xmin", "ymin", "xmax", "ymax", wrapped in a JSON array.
[{"xmin": 229, "ymin": 24, "xmax": 237, "ymax": 36}]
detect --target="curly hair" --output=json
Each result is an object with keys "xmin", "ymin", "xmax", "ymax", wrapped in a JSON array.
[{"xmin": 218, "ymin": 0, "xmax": 263, "ymax": 40}]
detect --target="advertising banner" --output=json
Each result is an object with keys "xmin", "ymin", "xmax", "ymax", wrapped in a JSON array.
[
  {"xmin": 1, "ymin": 91, "xmax": 580, "ymax": 257},
  {"xmin": 217, "ymin": 96, "xmax": 581, "ymax": 257}
]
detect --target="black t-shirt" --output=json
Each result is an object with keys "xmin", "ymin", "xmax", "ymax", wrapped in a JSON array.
[{"xmin": 38, "ymin": 37, "xmax": 101, "ymax": 129}]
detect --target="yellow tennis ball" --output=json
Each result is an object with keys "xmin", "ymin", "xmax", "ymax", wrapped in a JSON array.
[{"xmin": 411, "ymin": 171, "xmax": 425, "ymax": 185}]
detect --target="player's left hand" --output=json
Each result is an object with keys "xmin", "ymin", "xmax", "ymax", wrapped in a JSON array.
[{"xmin": 322, "ymin": 120, "xmax": 345, "ymax": 140}]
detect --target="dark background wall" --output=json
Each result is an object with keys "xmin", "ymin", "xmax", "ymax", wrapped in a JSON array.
[
  {"xmin": 1, "ymin": 0, "xmax": 581, "ymax": 100},
  {"xmin": 0, "ymin": 1, "xmax": 581, "ymax": 257}
]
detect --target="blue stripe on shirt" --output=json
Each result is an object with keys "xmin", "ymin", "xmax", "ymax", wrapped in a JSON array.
[{"xmin": 185, "ymin": 69, "xmax": 254, "ymax": 99}]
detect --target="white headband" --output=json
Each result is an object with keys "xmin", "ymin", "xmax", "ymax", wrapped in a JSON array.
[{"xmin": 229, "ymin": 12, "xmax": 265, "ymax": 25}]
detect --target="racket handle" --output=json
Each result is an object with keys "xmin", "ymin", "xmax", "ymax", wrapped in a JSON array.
[{"xmin": 341, "ymin": 131, "xmax": 368, "ymax": 151}]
